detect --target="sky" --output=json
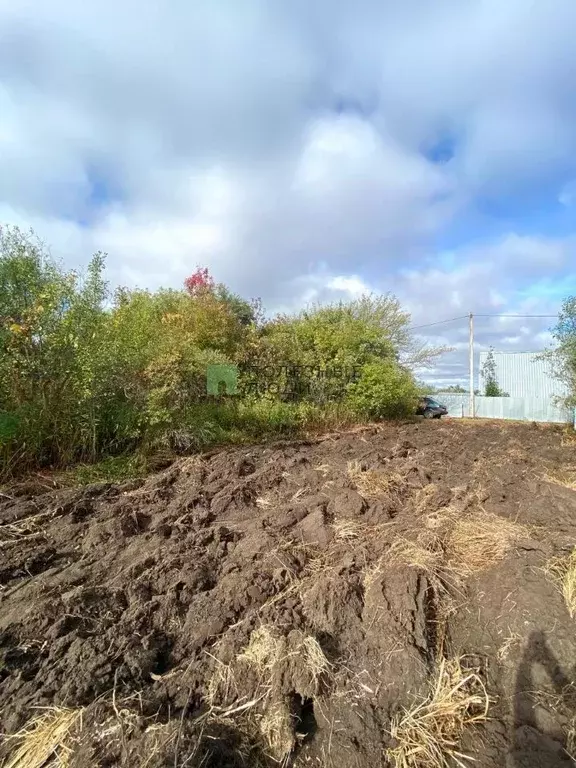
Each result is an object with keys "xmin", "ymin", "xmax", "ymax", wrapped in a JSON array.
[{"xmin": 1, "ymin": 0, "xmax": 576, "ymax": 387}]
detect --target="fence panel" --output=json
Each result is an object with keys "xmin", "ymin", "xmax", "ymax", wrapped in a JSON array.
[{"xmin": 436, "ymin": 394, "xmax": 572, "ymax": 423}]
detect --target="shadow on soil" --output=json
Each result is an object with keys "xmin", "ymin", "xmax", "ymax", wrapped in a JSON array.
[{"xmin": 512, "ymin": 630, "xmax": 576, "ymax": 767}]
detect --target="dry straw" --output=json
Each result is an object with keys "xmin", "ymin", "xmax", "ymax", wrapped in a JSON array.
[
  {"xmin": 347, "ymin": 460, "xmax": 403, "ymax": 499},
  {"xmin": 445, "ymin": 510, "xmax": 529, "ymax": 577},
  {"xmin": 544, "ymin": 548, "xmax": 576, "ymax": 619},
  {"xmin": 389, "ymin": 508, "xmax": 529, "ymax": 581},
  {"xmin": 544, "ymin": 468, "xmax": 576, "ymax": 491},
  {"xmin": 2, "ymin": 707, "xmax": 82, "ymax": 768},
  {"xmin": 235, "ymin": 626, "xmax": 331, "ymax": 763},
  {"xmin": 387, "ymin": 657, "xmax": 490, "ymax": 768}
]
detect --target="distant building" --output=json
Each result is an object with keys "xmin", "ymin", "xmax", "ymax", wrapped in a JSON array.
[{"xmin": 478, "ymin": 350, "xmax": 569, "ymax": 402}]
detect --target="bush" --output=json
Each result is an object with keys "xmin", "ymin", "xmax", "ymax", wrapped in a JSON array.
[
  {"xmin": 346, "ymin": 361, "xmax": 419, "ymax": 419},
  {"xmin": 0, "ymin": 225, "xmax": 442, "ymax": 479}
]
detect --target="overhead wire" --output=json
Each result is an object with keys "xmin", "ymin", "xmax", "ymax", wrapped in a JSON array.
[
  {"xmin": 408, "ymin": 315, "xmax": 468, "ymax": 330},
  {"xmin": 409, "ymin": 312, "xmax": 558, "ymax": 331}
]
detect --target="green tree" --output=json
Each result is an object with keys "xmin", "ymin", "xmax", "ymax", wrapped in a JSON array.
[
  {"xmin": 0, "ymin": 226, "xmax": 109, "ymax": 467},
  {"xmin": 416, "ymin": 381, "xmax": 438, "ymax": 395},
  {"xmin": 543, "ymin": 297, "xmax": 576, "ymax": 407},
  {"xmin": 481, "ymin": 347, "xmax": 508, "ymax": 397},
  {"xmin": 243, "ymin": 299, "xmax": 397, "ymax": 403},
  {"xmin": 440, "ymin": 384, "xmax": 467, "ymax": 393}
]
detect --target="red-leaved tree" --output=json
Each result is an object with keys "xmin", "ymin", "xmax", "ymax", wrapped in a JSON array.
[{"xmin": 184, "ymin": 267, "xmax": 214, "ymax": 296}]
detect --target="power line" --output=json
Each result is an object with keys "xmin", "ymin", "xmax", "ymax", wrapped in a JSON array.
[
  {"xmin": 409, "ymin": 315, "xmax": 468, "ymax": 330},
  {"xmin": 474, "ymin": 313, "xmax": 558, "ymax": 318},
  {"xmin": 410, "ymin": 312, "xmax": 558, "ymax": 330}
]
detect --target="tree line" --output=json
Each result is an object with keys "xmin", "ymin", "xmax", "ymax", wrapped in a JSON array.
[{"xmin": 0, "ymin": 226, "xmax": 446, "ymax": 479}]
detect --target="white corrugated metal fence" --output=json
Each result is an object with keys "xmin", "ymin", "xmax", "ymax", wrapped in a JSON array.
[
  {"xmin": 437, "ymin": 394, "xmax": 572, "ymax": 423},
  {"xmin": 477, "ymin": 351, "xmax": 569, "ymax": 400}
]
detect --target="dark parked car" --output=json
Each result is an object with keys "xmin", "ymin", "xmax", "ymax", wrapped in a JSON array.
[{"xmin": 417, "ymin": 396, "xmax": 448, "ymax": 419}]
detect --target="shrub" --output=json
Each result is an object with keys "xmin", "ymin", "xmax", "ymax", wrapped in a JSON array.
[
  {"xmin": 0, "ymin": 225, "xmax": 442, "ymax": 478},
  {"xmin": 346, "ymin": 361, "xmax": 419, "ymax": 419}
]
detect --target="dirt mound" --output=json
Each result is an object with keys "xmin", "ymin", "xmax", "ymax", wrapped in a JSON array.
[{"xmin": 2, "ymin": 420, "xmax": 576, "ymax": 767}]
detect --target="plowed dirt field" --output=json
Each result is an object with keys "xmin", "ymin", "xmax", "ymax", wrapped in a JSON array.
[{"xmin": 2, "ymin": 420, "xmax": 576, "ymax": 767}]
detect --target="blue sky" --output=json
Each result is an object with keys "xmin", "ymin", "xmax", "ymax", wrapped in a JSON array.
[{"xmin": 1, "ymin": 0, "xmax": 576, "ymax": 385}]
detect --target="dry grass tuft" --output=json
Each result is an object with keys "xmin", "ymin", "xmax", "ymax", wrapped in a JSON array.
[
  {"xmin": 206, "ymin": 653, "xmax": 238, "ymax": 706},
  {"xmin": 424, "ymin": 506, "xmax": 458, "ymax": 531},
  {"xmin": 544, "ymin": 549, "xmax": 576, "ymax": 618},
  {"xmin": 363, "ymin": 556, "xmax": 383, "ymax": 590},
  {"xmin": 259, "ymin": 699, "xmax": 295, "ymax": 762},
  {"xmin": 385, "ymin": 508, "xmax": 528, "ymax": 595},
  {"xmin": 544, "ymin": 467, "xmax": 576, "ymax": 491},
  {"xmin": 235, "ymin": 627, "xmax": 331, "ymax": 763},
  {"xmin": 389, "ymin": 538, "xmax": 444, "ymax": 576},
  {"xmin": 384, "ymin": 506, "xmax": 528, "ymax": 612},
  {"xmin": 387, "ymin": 657, "xmax": 490, "ymax": 768},
  {"xmin": 414, "ymin": 484, "xmax": 439, "ymax": 515},
  {"xmin": 240, "ymin": 626, "xmax": 331, "ymax": 692},
  {"xmin": 0, "ymin": 513, "xmax": 48, "ymax": 547},
  {"xmin": 298, "ymin": 635, "xmax": 332, "ymax": 689},
  {"xmin": 561, "ymin": 429, "xmax": 576, "ymax": 448},
  {"xmin": 238, "ymin": 626, "xmax": 283, "ymax": 675},
  {"xmin": 387, "ymin": 536, "xmax": 459, "ymax": 642},
  {"xmin": 347, "ymin": 460, "xmax": 404, "ymax": 499},
  {"xmin": 445, "ymin": 510, "xmax": 529, "ymax": 577},
  {"xmin": 2, "ymin": 707, "xmax": 83, "ymax": 768},
  {"xmin": 567, "ymin": 717, "xmax": 576, "ymax": 760},
  {"xmin": 496, "ymin": 630, "xmax": 522, "ymax": 664},
  {"xmin": 332, "ymin": 519, "xmax": 364, "ymax": 541}
]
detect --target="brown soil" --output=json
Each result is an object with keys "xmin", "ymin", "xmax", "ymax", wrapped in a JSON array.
[{"xmin": 1, "ymin": 420, "xmax": 576, "ymax": 767}]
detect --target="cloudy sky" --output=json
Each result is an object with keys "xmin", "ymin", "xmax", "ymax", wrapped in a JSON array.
[{"xmin": 1, "ymin": 0, "xmax": 576, "ymax": 386}]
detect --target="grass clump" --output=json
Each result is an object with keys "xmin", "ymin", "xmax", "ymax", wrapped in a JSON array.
[
  {"xmin": 389, "ymin": 538, "xmax": 444, "ymax": 576},
  {"xmin": 2, "ymin": 707, "xmax": 83, "ymax": 768},
  {"xmin": 238, "ymin": 626, "xmax": 283, "ymax": 676},
  {"xmin": 258, "ymin": 699, "xmax": 295, "ymax": 763},
  {"xmin": 387, "ymin": 657, "xmax": 490, "ymax": 768},
  {"xmin": 347, "ymin": 460, "xmax": 404, "ymax": 499},
  {"xmin": 545, "ymin": 548, "xmax": 576, "ymax": 618},
  {"xmin": 233, "ymin": 627, "xmax": 331, "ymax": 763},
  {"xmin": 544, "ymin": 467, "xmax": 576, "ymax": 491},
  {"xmin": 332, "ymin": 519, "xmax": 365, "ymax": 541},
  {"xmin": 389, "ymin": 509, "xmax": 529, "ymax": 581},
  {"xmin": 55, "ymin": 454, "xmax": 148, "ymax": 487},
  {"xmin": 297, "ymin": 635, "xmax": 332, "ymax": 690},
  {"xmin": 445, "ymin": 510, "xmax": 530, "ymax": 577}
]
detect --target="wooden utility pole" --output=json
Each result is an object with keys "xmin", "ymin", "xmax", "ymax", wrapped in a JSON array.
[{"xmin": 469, "ymin": 312, "xmax": 474, "ymax": 417}]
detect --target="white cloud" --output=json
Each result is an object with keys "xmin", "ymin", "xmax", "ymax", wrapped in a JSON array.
[
  {"xmin": 326, "ymin": 276, "xmax": 371, "ymax": 297},
  {"xmin": 0, "ymin": 0, "xmax": 575, "ymax": 385},
  {"xmin": 392, "ymin": 234, "xmax": 575, "ymax": 385}
]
